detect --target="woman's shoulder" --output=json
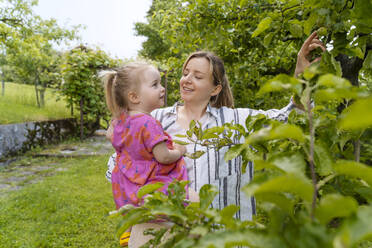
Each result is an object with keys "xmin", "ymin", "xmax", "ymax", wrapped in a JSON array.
[{"xmin": 151, "ymin": 104, "xmax": 178, "ymax": 121}]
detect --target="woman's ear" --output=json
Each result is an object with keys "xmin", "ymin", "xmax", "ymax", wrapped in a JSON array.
[
  {"xmin": 128, "ymin": 91, "xmax": 140, "ymax": 104},
  {"xmin": 211, "ymin": 84, "xmax": 222, "ymax": 96}
]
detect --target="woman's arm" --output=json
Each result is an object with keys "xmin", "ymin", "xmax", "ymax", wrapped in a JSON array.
[{"xmin": 152, "ymin": 142, "xmax": 186, "ymax": 164}]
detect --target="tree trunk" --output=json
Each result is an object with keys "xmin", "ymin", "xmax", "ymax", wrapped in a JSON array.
[
  {"xmin": 80, "ymin": 97, "xmax": 84, "ymax": 140},
  {"xmin": 39, "ymin": 87, "xmax": 46, "ymax": 107},
  {"xmin": 1, "ymin": 74, "xmax": 4, "ymax": 96},
  {"xmin": 34, "ymin": 74, "xmax": 41, "ymax": 108},
  {"xmin": 34, "ymin": 83, "xmax": 40, "ymax": 108},
  {"xmin": 70, "ymin": 100, "xmax": 74, "ymax": 116}
]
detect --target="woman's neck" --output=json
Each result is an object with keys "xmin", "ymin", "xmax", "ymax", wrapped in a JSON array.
[{"xmin": 180, "ymin": 101, "xmax": 208, "ymax": 121}]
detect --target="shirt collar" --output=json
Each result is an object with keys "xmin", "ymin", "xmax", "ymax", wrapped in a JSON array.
[{"xmin": 168, "ymin": 101, "xmax": 219, "ymax": 119}]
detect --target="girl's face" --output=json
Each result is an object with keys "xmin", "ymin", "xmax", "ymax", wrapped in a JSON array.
[
  {"xmin": 137, "ymin": 66, "xmax": 165, "ymax": 113},
  {"xmin": 180, "ymin": 57, "xmax": 220, "ymax": 105}
]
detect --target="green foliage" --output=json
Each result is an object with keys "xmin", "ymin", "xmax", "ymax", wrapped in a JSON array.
[
  {"xmin": 109, "ymin": 0, "xmax": 372, "ymax": 247},
  {"xmin": 111, "ymin": 61, "xmax": 372, "ymax": 247},
  {"xmin": 135, "ymin": 0, "xmax": 371, "ymax": 109},
  {"xmin": 1, "ymin": 0, "xmax": 80, "ymax": 108},
  {"xmin": 59, "ymin": 45, "xmax": 120, "ymax": 133}
]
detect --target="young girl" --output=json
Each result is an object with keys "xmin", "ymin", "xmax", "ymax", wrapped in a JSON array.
[{"xmin": 101, "ymin": 62, "xmax": 188, "ymax": 247}]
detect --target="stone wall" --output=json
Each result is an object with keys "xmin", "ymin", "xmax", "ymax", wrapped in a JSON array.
[{"xmin": 0, "ymin": 118, "xmax": 77, "ymax": 159}]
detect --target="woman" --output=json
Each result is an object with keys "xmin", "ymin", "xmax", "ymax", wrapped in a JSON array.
[{"xmin": 107, "ymin": 31, "xmax": 325, "ymax": 247}]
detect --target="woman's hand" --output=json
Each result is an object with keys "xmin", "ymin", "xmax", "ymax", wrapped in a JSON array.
[{"xmin": 294, "ymin": 31, "xmax": 326, "ymax": 77}]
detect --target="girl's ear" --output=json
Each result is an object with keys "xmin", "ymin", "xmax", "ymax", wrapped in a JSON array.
[
  {"xmin": 128, "ymin": 91, "xmax": 140, "ymax": 104},
  {"xmin": 211, "ymin": 84, "xmax": 222, "ymax": 97}
]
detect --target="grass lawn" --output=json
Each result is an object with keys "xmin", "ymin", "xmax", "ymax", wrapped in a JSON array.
[
  {"xmin": 0, "ymin": 155, "xmax": 119, "ymax": 248},
  {"xmin": 0, "ymin": 82, "xmax": 74, "ymax": 124}
]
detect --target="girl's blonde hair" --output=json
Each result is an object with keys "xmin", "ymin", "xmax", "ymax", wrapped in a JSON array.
[
  {"xmin": 183, "ymin": 51, "xmax": 234, "ymax": 108},
  {"xmin": 100, "ymin": 62, "xmax": 151, "ymax": 118}
]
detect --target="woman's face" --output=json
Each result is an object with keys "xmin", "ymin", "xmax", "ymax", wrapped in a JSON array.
[{"xmin": 180, "ymin": 57, "xmax": 220, "ymax": 105}]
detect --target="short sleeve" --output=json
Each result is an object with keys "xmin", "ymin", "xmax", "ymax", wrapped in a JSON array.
[{"xmin": 141, "ymin": 116, "xmax": 168, "ymax": 151}]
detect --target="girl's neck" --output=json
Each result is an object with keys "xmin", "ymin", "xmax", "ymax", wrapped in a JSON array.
[{"xmin": 128, "ymin": 108, "xmax": 150, "ymax": 116}]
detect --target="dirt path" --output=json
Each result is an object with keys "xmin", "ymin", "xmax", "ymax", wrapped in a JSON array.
[{"xmin": 0, "ymin": 134, "xmax": 114, "ymax": 195}]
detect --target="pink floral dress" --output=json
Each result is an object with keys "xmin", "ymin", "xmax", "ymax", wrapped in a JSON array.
[{"xmin": 111, "ymin": 112, "xmax": 188, "ymax": 209}]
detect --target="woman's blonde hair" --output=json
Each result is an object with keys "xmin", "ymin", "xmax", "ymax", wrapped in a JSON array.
[
  {"xmin": 182, "ymin": 51, "xmax": 234, "ymax": 108},
  {"xmin": 100, "ymin": 62, "xmax": 151, "ymax": 118}
]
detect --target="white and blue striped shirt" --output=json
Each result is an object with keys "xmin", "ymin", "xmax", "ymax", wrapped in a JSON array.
[{"xmin": 107, "ymin": 101, "xmax": 294, "ymax": 221}]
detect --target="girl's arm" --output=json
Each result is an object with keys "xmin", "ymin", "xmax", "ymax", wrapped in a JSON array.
[
  {"xmin": 152, "ymin": 142, "xmax": 186, "ymax": 164},
  {"xmin": 106, "ymin": 122, "xmax": 114, "ymax": 141}
]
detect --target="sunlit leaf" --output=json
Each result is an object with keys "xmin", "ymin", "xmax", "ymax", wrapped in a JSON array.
[
  {"xmin": 252, "ymin": 17, "xmax": 272, "ymax": 38},
  {"xmin": 333, "ymin": 160, "xmax": 372, "ymax": 186},
  {"xmin": 137, "ymin": 182, "xmax": 165, "ymax": 199},
  {"xmin": 244, "ymin": 173, "xmax": 313, "ymax": 202},
  {"xmin": 339, "ymin": 98, "xmax": 372, "ymax": 130},
  {"xmin": 315, "ymin": 194, "xmax": 358, "ymax": 225}
]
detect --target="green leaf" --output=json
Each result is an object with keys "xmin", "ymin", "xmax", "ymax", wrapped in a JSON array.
[
  {"xmin": 116, "ymin": 208, "xmax": 150, "ymax": 238},
  {"xmin": 270, "ymin": 124, "xmax": 306, "ymax": 142},
  {"xmin": 289, "ymin": 23, "xmax": 303, "ymax": 38},
  {"xmin": 320, "ymin": 52, "xmax": 342, "ymax": 77},
  {"xmin": 224, "ymin": 144, "xmax": 244, "ymax": 162},
  {"xmin": 137, "ymin": 182, "xmax": 165, "ymax": 199},
  {"xmin": 363, "ymin": 50, "xmax": 372, "ymax": 69},
  {"xmin": 246, "ymin": 124, "xmax": 306, "ymax": 144},
  {"xmin": 196, "ymin": 229, "xmax": 287, "ymax": 248},
  {"xmin": 335, "ymin": 205, "xmax": 372, "ymax": 246},
  {"xmin": 339, "ymin": 97, "xmax": 372, "ymax": 130},
  {"xmin": 263, "ymin": 32, "xmax": 274, "ymax": 48},
  {"xmin": 256, "ymin": 192, "xmax": 295, "ymax": 214},
  {"xmin": 185, "ymin": 151, "xmax": 205, "ymax": 159},
  {"xmin": 151, "ymin": 204, "xmax": 187, "ymax": 221},
  {"xmin": 199, "ymin": 184, "xmax": 218, "ymax": 210},
  {"xmin": 244, "ymin": 173, "xmax": 313, "ymax": 202},
  {"xmin": 315, "ymin": 194, "xmax": 358, "ymax": 225},
  {"xmin": 313, "ymin": 142, "xmax": 333, "ymax": 176},
  {"xmin": 304, "ymin": 12, "xmax": 317, "ymax": 35},
  {"xmin": 317, "ymin": 74, "xmax": 351, "ymax": 88},
  {"xmin": 314, "ymin": 88, "xmax": 359, "ymax": 102},
  {"xmin": 190, "ymin": 226, "xmax": 209, "ymax": 237},
  {"xmin": 258, "ymin": 74, "xmax": 302, "ymax": 96},
  {"xmin": 333, "ymin": 160, "xmax": 372, "ymax": 186},
  {"xmin": 174, "ymin": 134, "xmax": 187, "ymax": 138},
  {"xmin": 173, "ymin": 140, "xmax": 190, "ymax": 145},
  {"xmin": 189, "ymin": 119, "xmax": 196, "ymax": 130},
  {"xmin": 270, "ymin": 152, "xmax": 306, "ymax": 175},
  {"xmin": 252, "ymin": 17, "xmax": 272, "ymax": 38},
  {"xmin": 201, "ymin": 132, "xmax": 219, "ymax": 139}
]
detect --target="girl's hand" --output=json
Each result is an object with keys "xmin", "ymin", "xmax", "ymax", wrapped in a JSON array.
[
  {"xmin": 294, "ymin": 31, "xmax": 326, "ymax": 77},
  {"xmin": 173, "ymin": 143, "xmax": 187, "ymax": 156},
  {"xmin": 106, "ymin": 122, "xmax": 114, "ymax": 141}
]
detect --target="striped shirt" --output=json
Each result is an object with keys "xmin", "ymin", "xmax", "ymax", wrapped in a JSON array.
[
  {"xmin": 150, "ymin": 101, "xmax": 294, "ymax": 221},
  {"xmin": 106, "ymin": 101, "xmax": 294, "ymax": 220}
]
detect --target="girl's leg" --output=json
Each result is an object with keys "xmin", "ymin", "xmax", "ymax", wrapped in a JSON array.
[
  {"xmin": 188, "ymin": 188, "xmax": 200, "ymax": 202},
  {"xmin": 128, "ymin": 222, "xmax": 172, "ymax": 248}
]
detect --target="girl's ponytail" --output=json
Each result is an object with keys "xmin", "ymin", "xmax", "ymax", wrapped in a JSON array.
[{"xmin": 100, "ymin": 70, "xmax": 120, "ymax": 118}]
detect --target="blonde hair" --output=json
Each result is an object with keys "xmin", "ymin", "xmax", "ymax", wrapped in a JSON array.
[
  {"xmin": 100, "ymin": 62, "xmax": 151, "ymax": 118},
  {"xmin": 183, "ymin": 51, "xmax": 234, "ymax": 108}
]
